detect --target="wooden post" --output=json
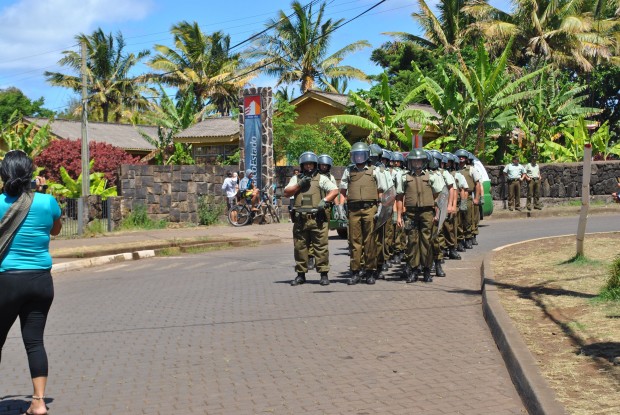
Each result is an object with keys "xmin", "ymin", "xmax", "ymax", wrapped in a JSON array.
[{"xmin": 576, "ymin": 144, "xmax": 592, "ymax": 256}]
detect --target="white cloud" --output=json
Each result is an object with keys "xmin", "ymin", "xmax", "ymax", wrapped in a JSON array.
[{"xmin": 0, "ymin": 0, "xmax": 154, "ymax": 70}]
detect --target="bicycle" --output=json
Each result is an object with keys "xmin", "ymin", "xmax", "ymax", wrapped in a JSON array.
[{"xmin": 227, "ymin": 185, "xmax": 281, "ymax": 226}]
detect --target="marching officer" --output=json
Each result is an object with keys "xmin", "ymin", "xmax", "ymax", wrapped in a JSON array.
[
  {"xmin": 396, "ymin": 149, "xmax": 446, "ymax": 283},
  {"xmin": 443, "ymin": 153, "xmax": 468, "ymax": 258},
  {"xmin": 503, "ymin": 155, "xmax": 525, "ymax": 211},
  {"xmin": 284, "ymin": 152, "xmax": 339, "ymax": 286},
  {"xmin": 524, "ymin": 154, "xmax": 542, "ymax": 210},
  {"xmin": 340, "ymin": 142, "xmax": 388, "ymax": 285},
  {"xmin": 454, "ymin": 149, "xmax": 480, "ymax": 249}
]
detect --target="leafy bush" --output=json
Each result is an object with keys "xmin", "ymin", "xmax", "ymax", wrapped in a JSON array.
[
  {"xmin": 48, "ymin": 160, "xmax": 117, "ymax": 200},
  {"xmin": 198, "ymin": 195, "xmax": 225, "ymax": 226},
  {"xmin": 599, "ymin": 255, "xmax": 620, "ymax": 301},
  {"xmin": 35, "ymin": 139, "xmax": 143, "ymax": 186},
  {"xmin": 118, "ymin": 204, "xmax": 166, "ymax": 230}
]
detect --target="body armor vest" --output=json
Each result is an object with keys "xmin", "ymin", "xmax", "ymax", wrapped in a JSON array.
[
  {"xmin": 347, "ymin": 165, "xmax": 378, "ymax": 202},
  {"xmin": 404, "ymin": 172, "xmax": 435, "ymax": 208},
  {"xmin": 294, "ymin": 174, "xmax": 323, "ymax": 212},
  {"xmin": 460, "ymin": 167, "xmax": 475, "ymax": 189}
]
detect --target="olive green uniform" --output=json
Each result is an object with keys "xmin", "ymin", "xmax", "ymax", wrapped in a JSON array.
[
  {"xmin": 430, "ymin": 170, "xmax": 448, "ymax": 261},
  {"xmin": 400, "ymin": 170, "xmax": 445, "ymax": 270},
  {"xmin": 503, "ymin": 163, "xmax": 525, "ymax": 210},
  {"xmin": 450, "ymin": 171, "xmax": 468, "ymax": 247},
  {"xmin": 285, "ymin": 173, "xmax": 337, "ymax": 274},
  {"xmin": 524, "ymin": 163, "xmax": 542, "ymax": 210},
  {"xmin": 341, "ymin": 165, "xmax": 387, "ymax": 273},
  {"xmin": 374, "ymin": 164, "xmax": 396, "ymax": 271},
  {"xmin": 392, "ymin": 167, "xmax": 407, "ymax": 256},
  {"xmin": 458, "ymin": 167, "xmax": 476, "ymax": 241},
  {"xmin": 469, "ymin": 165, "xmax": 483, "ymax": 237},
  {"xmin": 437, "ymin": 169, "xmax": 455, "ymax": 255}
]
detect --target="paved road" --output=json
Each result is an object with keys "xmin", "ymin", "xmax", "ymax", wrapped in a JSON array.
[{"xmin": 1, "ymin": 215, "xmax": 618, "ymax": 415}]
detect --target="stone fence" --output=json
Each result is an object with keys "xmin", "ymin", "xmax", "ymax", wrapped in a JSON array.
[{"xmin": 117, "ymin": 162, "xmax": 620, "ymax": 223}]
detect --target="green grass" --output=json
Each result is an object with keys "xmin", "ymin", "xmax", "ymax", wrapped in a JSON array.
[
  {"xmin": 563, "ymin": 199, "xmax": 607, "ymax": 207},
  {"xmin": 598, "ymin": 255, "xmax": 620, "ymax": 301},
  {"xmin": 118, "ymin": 204, "xmax": 167, "ymax": 230},
  {"xmin": 559, "ymin": 254, "xmax": 602, "ymax": 266}
]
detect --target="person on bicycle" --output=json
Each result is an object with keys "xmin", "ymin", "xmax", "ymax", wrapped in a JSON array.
[
  {"xmin": 240, "ymin": 169, "xmax": 259, "ymax": 210},
  {"xmin": 284, "ymin": 152, "xmax": 339, "ymax": 286}
]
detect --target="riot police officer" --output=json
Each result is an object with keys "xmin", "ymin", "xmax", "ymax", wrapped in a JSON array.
[
  {"xmin": 284, "ymin": 152, "xmax": 339, "ymax": 286},
  {"xmin": 396, "ymin": 149, "xmax": 446, "ymax": 283},
  {"xmin": 454, "ymin": 149, "xmax": 480, "ymax": 250},
  {"xmin": 340, "ymin": 142, "xmax": 388, "ymax": 285}
]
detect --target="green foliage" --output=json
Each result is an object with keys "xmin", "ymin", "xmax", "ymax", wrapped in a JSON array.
[
  {"xmin": 273, "ymin": 100, "xmax": 350, "ymax": 165},
  {"xmin": 166, "ymin": 143, "xmax": 195, "ymax": 165},
  {"xmin": 540, "ymin": 118, "xmax": 618, "ymax": 162},
  {"xmin": 216, "ymin": 149, "xmax": 240, "ymax": 165},
  {"xmin": 198, "ymin": 195, "xmax": 225, "ymax": 225},
  {"xmin": 48, "ymin": 160, "xmax": 118, "ymax": 200},
  {"xmin": 119, "ymin": 204, "xmax": 166, "ymax": 230},
  {"xmin": 599, "ymin": 255, "xmax": 620, "ymax": 301},
  {"xmin": 0, "ymin": 87, "xmax": 53, "ymax": 124},
  {"xmin": 0, "ymin": 111, "xmax": 53, "ymax": 159}
]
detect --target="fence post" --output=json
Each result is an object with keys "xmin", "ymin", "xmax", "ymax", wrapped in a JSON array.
[{"xmin": 77, "ymin": 197, "xmax": 84, "ymax": 236}]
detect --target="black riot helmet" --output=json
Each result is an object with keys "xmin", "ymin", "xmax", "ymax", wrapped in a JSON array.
[
  {"xmin": 392, "ymin": 152, "xmax": 405, "ymax": 167},
  {"xmin": 407, "ymin": 148, "xmax": 428, "ymax": 172},
  {"xmin": 317, "ymin": 154, "xmax": 333, "ymax": 173},
  {"xmin": 350, "ymin": 142, "xmax": 370, "ymax": 165},
  {"xmin": 369, "ymin": 144, "xmax": 383, "ymax": 165},
  {"xmin": 299, "ymin": 151, "xmax": 318, "ymax": 174}
]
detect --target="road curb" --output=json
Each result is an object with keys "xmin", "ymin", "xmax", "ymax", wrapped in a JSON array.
[
  {"xmin": 481, "ymin": 253, "xmax": 569, "ymax": 415},
  {"xmin": 51, "ymin": 237, "xmax": 283, "ymax": 273}
]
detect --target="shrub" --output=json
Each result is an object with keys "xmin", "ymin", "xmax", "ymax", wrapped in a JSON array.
[
  {"xmin": 198, "ymin": 195, "xmax": 225, "ymax": 226},
  {"xmin": 35, "ymin": 139, "xmax": 143, "ymax": 186},
  {"xmin": 599, "ymin": 254, "xmax": 620, "ymax": 301},
  {"xmin": 119, "ymin": 204, "xmax": 166, "ymax": 230}
]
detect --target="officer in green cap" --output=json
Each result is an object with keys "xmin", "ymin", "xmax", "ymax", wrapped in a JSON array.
[
  {"xmin": 524, "ymin": 153, "xmax": 542, "ymax": 210},
  {"xmin": 284, "ymin": 152, "xmax": 339, "ymax": 286},
  {"xmin": 396, "ymin": 148, "xmax": 445, "ymax": 283},
  {"xmin": 340, "ymin": 142, "xmax": 388, "ymax": 285},
  {"xmin": 503, "ymin": 155, "xmax": 525, "ymax": 211}
]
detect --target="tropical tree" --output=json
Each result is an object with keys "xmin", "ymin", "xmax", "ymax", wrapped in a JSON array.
[
  {"xmin": 137, "ymin": 85, "xmax": 198, "ymax": 165},
  {"xmin": 45, "ymin": 29, "xmax": 153, "ymax": 123},
  {"xmin": 0, "ymin": 111, "xmax": 52, "ymax": 159},
  {"xmin": 0, "ymin": 87, "xmax": 54, "ymax": 124},
  {"xmin": 448, "ymin": 39, "xmax": 545, "ymax": 159},
  {"xmin": 322, "ymin": 73, "xmax": 430, "ymax": 150},
  {"xmin": 147, "ymin": 22, "xmax": 252, "ymax": 115},
  {"xmin": 255, "ymin": 1, "xmax": 370, "ymax": 93},
  {"xmin": 464, "ymin": 0, "xmax": 620, "ymax": 72}
]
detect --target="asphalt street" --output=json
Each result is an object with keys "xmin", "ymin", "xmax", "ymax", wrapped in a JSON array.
[{"xmin": 1, "ymin": 214, "xmax": 618, "ymax": 415}]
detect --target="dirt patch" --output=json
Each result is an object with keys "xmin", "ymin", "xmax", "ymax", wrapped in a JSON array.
[{"xmin": 492, "ymin": 233, "xmax": 620, "ymax": 415}]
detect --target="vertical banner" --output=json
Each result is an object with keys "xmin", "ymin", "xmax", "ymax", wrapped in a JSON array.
[
  {"xmin": 412, "ymin": 134, "xmax": 424, "ymax": 149},
  {"xmin": 243, "ymin": 95, "xmax": 262, "ymax": 189}
]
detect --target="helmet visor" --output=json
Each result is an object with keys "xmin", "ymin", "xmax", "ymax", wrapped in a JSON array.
[{"xmin": 351, "ymin": 150, "xmax": 369, "ymax": 164}]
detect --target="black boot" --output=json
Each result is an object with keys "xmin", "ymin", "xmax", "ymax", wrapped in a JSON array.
[
  {"xmin": 406, "ymin": 267, "xmax": 419, "ymax": 283},
  {"xmin": 435, "ymin": 260, "xmax": 446, "ymax": 277},
  {"xmin": 464, "ymin": 238, "xmax": 473, "ymax": 249},
  {"xmin": 308, "ymin": 256, "xmax": 315, "ymax": 270},
  {"xmin": 319, "ymin": 272, "xmax": 330, "ymax": 286},
  {"xmin": 366, "ymin": 270, "xmax": 376, "ymax": 285},
  {"xmin": 422, "ymin": 267, "xmax": 433, "ymax": 282},
  {"xmin": 448, "ymin": 248, "xmax": 461, "ymax": 260},
  {"xmin": 348, "ymin": 270, "xmax": 361, "ymax": 285},
  {"xmin": 382, "ymin": 262, "xmax": 389, "ymax": 272},
  {"xmin": 457, "ymin": 242, "xmax": 466, "ymax": 252},
  {"xmin": 472, "ymin": 235, "xmax": 478, "ymax": 245},
  {"xmin": 291, "ymin": 273, "xmax": 306, "ymax": 286}
]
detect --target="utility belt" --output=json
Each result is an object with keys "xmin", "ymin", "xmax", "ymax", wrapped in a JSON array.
[
  {"xmin": 529, "ymin": 177, "xmax": 540, "ymax": 181},
  {"xmin": 507, "ymin": 178, "xmax": 520, "ymax": 183},
  {"xmin": 292, "ymin": 209, "xmax": 325, "ymax": 223},
  {"xmin": 347, "ymin": 200, "xmax": 377, "ymax": 211}
]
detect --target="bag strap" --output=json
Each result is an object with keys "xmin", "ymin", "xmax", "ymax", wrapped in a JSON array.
[{"xmin": 0, "ymin": 191, "xmax": 34, "ymax": 262}]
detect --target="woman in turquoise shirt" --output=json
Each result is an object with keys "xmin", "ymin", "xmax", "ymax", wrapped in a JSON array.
[{"xmin": 0, "ymin": 150, "xmax": 62, "ymax": 415}]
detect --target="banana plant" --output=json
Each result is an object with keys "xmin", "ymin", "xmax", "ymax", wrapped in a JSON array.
[
  {"xmin": 48, "ymin": 160, "xmax": 117, "ymax": 200},
  {"xmin": 0, "ymin": 111, "xmax": 52, "ymax": 159}
]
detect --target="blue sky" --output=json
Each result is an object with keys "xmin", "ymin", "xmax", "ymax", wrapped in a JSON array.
[{"xmin": 0, "ymin": 0, "xmax": 511, "ymax": 115}]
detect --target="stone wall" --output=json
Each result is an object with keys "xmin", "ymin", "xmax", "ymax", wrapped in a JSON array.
[{"xmin": 486, "ymin": 160, "xmax": 620, "ymax": 200}]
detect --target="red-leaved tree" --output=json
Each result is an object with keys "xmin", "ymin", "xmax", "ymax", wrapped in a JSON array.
[{"xmin": 35, "ymin": 139, "xmax": 143, "ymax": 186}]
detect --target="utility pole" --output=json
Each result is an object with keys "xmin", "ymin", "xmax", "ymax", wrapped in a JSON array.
[{"xmin": 80, "ymin": 41, "xmax": 90, "ymax": 197}]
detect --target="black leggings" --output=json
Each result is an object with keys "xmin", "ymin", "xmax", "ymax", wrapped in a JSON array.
[{"xmin": 0, "ymin": 269, "xmax": 54, "ymax": 378}]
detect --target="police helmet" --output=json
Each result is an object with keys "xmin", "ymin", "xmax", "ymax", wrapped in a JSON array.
[
  {"xmin": 299, "ymin": 151, "xmax": 318, "ymax": 170},
  {"xmin": 441, "ymin": 152, "xmax": 452, "ymax": 165},
  {"xmin": 466, "ymin": 151, "xmax": 475, "ymax": 162},
  {"xmin": 454, "ymin": 149, "xmax": 469, "ymax": 163},
  {"xmin": 350, "ymin": 142, "xmax": 370, "ymax": 165},
  {"xmin": 317, "ymin": 154, "xmax": 333, "ymax": 167},
  {"xmin": 369, "ymin": 144, "xmax": 383, "ymax": 158},
  {"xmin": 392, "ymin": 152, "xmax": 405, "ymax": 164},
  {"xmin": 407, "ymin": 148, "xmax": 428, "ymax": 171},
  {"xmin": 426, "ymin": 150, "xmax": 440, "ymax": 170},
  {"xmin": 381, "ymin": 149, "xmax": 393, "ymax": 161}
]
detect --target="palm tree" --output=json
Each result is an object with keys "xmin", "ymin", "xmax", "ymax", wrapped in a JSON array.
[
  {"xmin": 256, "ymin": 1, "xmax": 370, "ymax": 93},
  {"xmin": 322, "ymin": 73, "xmax": 429, "ymax": 150},
  {"xmin": 45, "ymin": 29, "xmax": 152, "ymax": 123},
  {"xmin": 147, "ymin": 22, "xmax": 253, "ymax": 116},
  {"xmin": 463, "ymin": 0, "xmax": 620, "ymax": 72}
]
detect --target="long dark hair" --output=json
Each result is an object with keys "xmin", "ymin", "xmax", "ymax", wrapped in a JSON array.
[{"xmin": 0, "ymin": 150, "xmax": 34, "ymax": 197}]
